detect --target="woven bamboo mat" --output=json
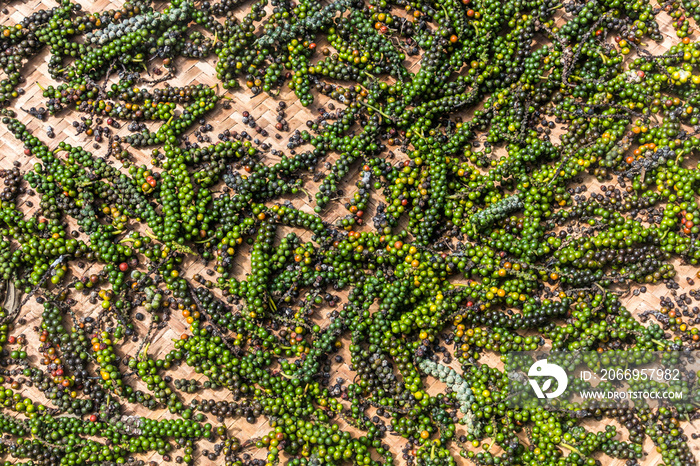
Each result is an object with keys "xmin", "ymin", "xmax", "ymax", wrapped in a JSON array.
[{"xmin": 0, "ymin": 1, "xmax": 699, "ymax": 465}]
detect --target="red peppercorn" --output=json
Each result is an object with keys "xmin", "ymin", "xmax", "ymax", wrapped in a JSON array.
[{"xmin": 119, "ymin": 262, "xmax": 129, "ymax": 272}]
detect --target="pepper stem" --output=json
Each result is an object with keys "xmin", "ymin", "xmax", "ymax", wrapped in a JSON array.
[{"xmin": 560, "ymin": 442, "xmax": 584, "ymax": 456}]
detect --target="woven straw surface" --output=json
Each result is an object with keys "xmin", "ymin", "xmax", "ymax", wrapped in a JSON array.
[{"xmin": 0, "ymin": 1, "xmax": 699, "ymax": 465}]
